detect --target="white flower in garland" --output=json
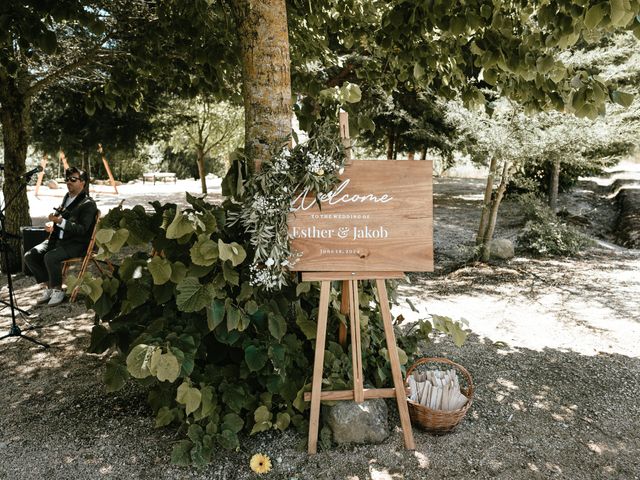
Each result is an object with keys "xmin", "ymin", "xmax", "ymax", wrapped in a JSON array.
[{"xmin": 235, "ymin": 130, "xmax": 344, "ymax": 290}]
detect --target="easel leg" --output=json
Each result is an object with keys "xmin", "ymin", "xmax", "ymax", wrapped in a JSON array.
[
  {"xmin": 308, "ymin": 281, "xmax": 331, "ymax": 454},
  {"xmin": 376, "ymin": 279, "xmax": 415, "ymax": 450},
  {"xmin": 338, "ymin": 280, "xmax": 349, "ymax": 347},
  {"xmin": 349, "ymin": 279, "xmax": 364, "ymax": 403}
]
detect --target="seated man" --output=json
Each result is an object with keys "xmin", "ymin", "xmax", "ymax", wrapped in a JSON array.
[{"xmin": 24, "ymin": 167, "xmax": 97, "ymax": 306}]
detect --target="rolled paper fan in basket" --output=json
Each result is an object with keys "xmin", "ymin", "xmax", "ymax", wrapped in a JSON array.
[{"xmin": 404, "ymin": 357, "xmax": 474, "ymax": 433}]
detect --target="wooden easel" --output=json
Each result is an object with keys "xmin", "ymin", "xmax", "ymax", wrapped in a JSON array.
[{"xmin": 303, "ymin": 271, "xmax": 415, "ymax": 454}]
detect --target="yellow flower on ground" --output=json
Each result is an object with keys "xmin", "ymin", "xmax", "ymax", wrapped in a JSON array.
[{"xmin": 250, "ymin": 453, "xmax": 272, "ymax": 474}]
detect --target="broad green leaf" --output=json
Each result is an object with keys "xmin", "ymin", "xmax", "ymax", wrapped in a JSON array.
[
  {"xmin": 171, "ymin": 440, "xmax": 193, "ymax": 466},
  {"xmin": 275, "ymin": 412, "xmax": 290, "ymax": 431},
  {"xmin": 88, "ymin": 324, "xmax": 111, "ymax": 354},
  {"xmin": 166, "ymin": 209, "xmax": 195, "ymax": 239},
  {"xmin": 190, "ymin": 235, "xmax": 219, "ymax": 266},
  {"xmin": 611, "ymin": 90, "xmax": 634, "ymax": 108},
  {"xmin": 218, "ymin": 240, "xmax": 246, "ymax": 266},
  {"xmin": 432, "ymin": 314, "xmax": 469, "ymax": 347},
  {"xmin": 176, "ymin": 381, "xmax": 202, "ymax": 415},
  {"xmin": 217, "ymin": 430, "xmax": 239, "ymax": 450},
  {"xmin": 222, "ymin": 413, "xmax": 244, "ymax": 433},
  {"xmin": 450, "ymin": 16, "xmax": 466, "ymax": 35},
  {"xmin": 340, "ymin": 82, "xmax": 362, "ymax": 103},
  {"xmin": 148, "ymin": 256, "xmax": 172, "ymax": 285},
  {"xmin": 199, "ymin": 386, "xmax": 216, "ymax": 418},
  {"xmin": 237, "ymin": 282, "xmax": 253, "ymax": 301},
  {"xmin": 95, "ymin": 228, "xmax": 115, "ymax": 245},
  {"xmin": 250, "ymin": 421, "xmax": 271, "ymax": 435},
  {"xmin": 536, "ymin": 55, "xmax": 554, "ymax": 74},
  {"xmin": 396, "ymin": 347, "xmax": 408, "ymax": 366},
  {"xmin": 296, "ymin": 282, "xmax": 311, "ymax": 296},
  {"xmin": 584, "ymin": 4, "xmax": 606, "ymax": 28},
  {"xmin": 295, "ymin": 303, "xmax": 316, "ymax": 339},
  {"xmin": 104, "ymin": 358, "xmax": 129, "ymax": 392},
  {"xmin": 155, "ymin": 406, "xmax": 174, "ymax": 428},
  {"xmin": 176, "ymin": 277, "xmax": 215, "ymax": 312},
  {"xmin": 105, "ymin": 229, "xmax": 129, "ymax": 252},
  {"xmin": 155, "ymin": 352, "xmax": 181, "ymax": 382},
  {"xmin": 148, "ymin": 347, "xmax": 162, "ymax": 375},
  {"xmin": 207, "ymin": 299, "xmax": 225, "ymax": 331},
  {"xmin": 413, "ymin": 62, "xmax": 425, "ymax": 80},
  {"xmin": 268, "ymin": 313, "xmax": 287, "ymax": 340},
  {"xmin": 254, "ymin": 405, "xmax": 272, "ymax": 423},
  {"xmin": 609, "ymin": 0, "xmax": 628, "ymax": 26},
  {"xmin": 226, "ymin": 304, "xmax": 241, "ymax": 331},
  {"xmin": 222, "ymin": 261, "xmax": 240, "ymax": 286},
  {"xmin": 126, "ymin": 344, "xmax": 155, "ymax": 379},
  {"xmin": 170, "ymin": 261, "xmax": 188, "ymax": 283},
  {"xmin": 244, "ymin": 300, "xmax": 258, "ymax": 315},
  {"xmin": 245, "ymin": 345, "xmax": 268, "ymax": 372},
  {"xmin": 187, "ymin": 424, "xmax": 204, "ymax": 443}
]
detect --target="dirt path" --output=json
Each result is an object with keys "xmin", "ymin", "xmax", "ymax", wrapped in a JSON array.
[{"xmin": 1, "ymin": 176, "xmax": 639, "ymax": 480}]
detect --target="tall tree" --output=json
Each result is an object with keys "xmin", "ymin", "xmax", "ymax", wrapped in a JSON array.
[
  {"xmin": 167, "ymin": 98, "xmax": 243, "ymax": 193},
  {"xmin": 231, "ymin": 0, "xmax": 292, "ymax": 170}
]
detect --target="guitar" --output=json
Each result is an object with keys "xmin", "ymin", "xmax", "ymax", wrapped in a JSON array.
[{"xmin": 46, "ymin": 206, "xmax": 65, "ymax": 240}]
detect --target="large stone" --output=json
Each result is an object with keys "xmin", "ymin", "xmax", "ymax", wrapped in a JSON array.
[
  {"xmin": 324, "ymin": 399, "xmax": 389, "ymax": 444},
  {"xmin": 490, "ymin": 238, "xmax": 514, "ymax": 260},
  {"xmin": 47, "ymin": 180, "xmax": 59, "ymax": 189}
]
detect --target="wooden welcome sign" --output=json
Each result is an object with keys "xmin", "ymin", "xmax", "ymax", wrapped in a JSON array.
[{"xmin": 288, "ymin": 160, "xmax": 433, "ymax": 272}]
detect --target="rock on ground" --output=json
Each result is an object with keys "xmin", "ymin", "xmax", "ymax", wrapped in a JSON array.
[{"xmin": 324, "ymin": 399, "xmax": 389, "ymax": 444}]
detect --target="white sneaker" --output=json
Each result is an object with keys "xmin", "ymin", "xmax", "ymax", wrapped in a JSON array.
[
  {"xmin": 47, "ymin": 289, "xmax": 66, "ymax": 306},
  {"xmin": 36, "ymin": 288, "xmax": 53, "ymax": 305}
]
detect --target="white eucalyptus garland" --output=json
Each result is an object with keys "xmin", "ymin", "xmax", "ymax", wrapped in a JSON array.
[{"xmin": 229, "ymin": 134, "xmax": 344, "ymax": 290}]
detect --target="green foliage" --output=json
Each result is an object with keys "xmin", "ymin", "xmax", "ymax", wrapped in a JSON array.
[
  {"xmin": 517, "ymin": 194, "xmax": 593, "ymax": 256},
  {"xmin": 87, "ymin": 183, "xmax": 467, "ymax": 465},
  {"xmin": 227, "ymin": 125, "xmax": 345, "ymax": 289}
]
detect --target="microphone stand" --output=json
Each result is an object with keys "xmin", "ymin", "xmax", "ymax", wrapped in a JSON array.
[{"xmin": 0, "ymin": 171, "xmax": 49, "ymax": 348}]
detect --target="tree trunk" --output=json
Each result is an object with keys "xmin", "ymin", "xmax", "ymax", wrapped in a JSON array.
[
  {"xmin": 0, "ymin": 79, "xmax": 33, "ymax": 272},
  {"xmin": 232, "ymin": 0, "xmax": 292, "ymax": 171},
  {"xmin": 196, "ymin": 149, "xmax": 208, "ymax": 194},
  {"xmin": 476, "ymin": 156, "xmax": 498, "ymax": 245},
  {"xmin": 420, "ymin": 148, "xmax": 427, "ymax": 160},
  {"xmin": 549, "ymin": 158, "xmax": 560, "ymax": 212},
  {"xmin": 386, "ymin": 129, "xmax": 395, "ymax": 159},
  {"xmin": 480, "ymin": 161, "xmax": 511, "ymax": 262},
  {"xmin": 407, "ymin": 151, "xmax": 415, "ymax": 160}
]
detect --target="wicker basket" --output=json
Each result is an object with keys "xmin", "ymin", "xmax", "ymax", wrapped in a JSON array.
[{"xmin": 404, "ymin": 357, "xmax": 474, "ymax": 433}]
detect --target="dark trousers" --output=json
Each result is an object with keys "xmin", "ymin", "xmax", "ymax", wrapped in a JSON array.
[{"xmin": 23, "ymin": 240, "xmax": 87, "ymax": 288}]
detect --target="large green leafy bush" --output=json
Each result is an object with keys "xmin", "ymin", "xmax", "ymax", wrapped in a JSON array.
[{"xmin": 81, "ymin": 150, "xmax": 463, "ymax": 465}]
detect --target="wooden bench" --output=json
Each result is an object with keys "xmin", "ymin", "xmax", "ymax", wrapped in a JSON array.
[{"xmin": 142, "ymin": 172, "xmax": 177, "ymax": 184}]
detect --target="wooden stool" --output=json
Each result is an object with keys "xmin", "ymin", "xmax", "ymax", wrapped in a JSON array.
[{"xmin": 303, "ymin": 272, "xmax": 415, "ymax": 454}]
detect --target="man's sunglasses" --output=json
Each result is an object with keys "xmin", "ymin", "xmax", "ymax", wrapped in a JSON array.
[{"xmin": 65, "ymin": 176, "xmax": 81, "ymax": 183}]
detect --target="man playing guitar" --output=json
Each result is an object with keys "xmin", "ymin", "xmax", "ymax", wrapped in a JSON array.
[{"xmin": 23, "ymin": 166, "xmax": 97, "ymax": 306}]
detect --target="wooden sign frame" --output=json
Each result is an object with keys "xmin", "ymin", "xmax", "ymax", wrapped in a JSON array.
[{"xmin": 289, "ymin": 160, "xmax": 433, "ymax": 272}]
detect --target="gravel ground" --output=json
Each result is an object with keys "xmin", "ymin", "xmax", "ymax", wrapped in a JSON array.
[{"xmin": 1, "ymin": 174, "xmax": 639, "ymax": 480}]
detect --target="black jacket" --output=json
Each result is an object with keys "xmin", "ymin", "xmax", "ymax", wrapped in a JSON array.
[{"xmin": 49, "ymin": 191, "xmax": 98, "ymax": 249}]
